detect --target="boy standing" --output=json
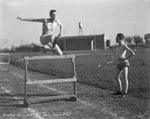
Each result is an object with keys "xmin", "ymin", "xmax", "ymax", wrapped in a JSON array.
[
  {"xmin": 113, "ymin": 33, "xmax": 135, "ymax": 97},
  {"xmin": 17, "ymin": 9, "xmax": 63, "ymax": 55}
]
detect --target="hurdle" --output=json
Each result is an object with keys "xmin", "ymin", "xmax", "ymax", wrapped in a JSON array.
[
  {"xmin": 0, "ymin": 53, "xmax": 10, "ymax": 72},
  {"xmin": 23, "ymin": 55, "xmax": 77, "ymax": 107}
]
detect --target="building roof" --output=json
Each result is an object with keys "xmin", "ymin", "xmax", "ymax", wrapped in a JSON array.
[{"xmin": 60, "ymin": 34, "xmax": 105, "ymax": 40}]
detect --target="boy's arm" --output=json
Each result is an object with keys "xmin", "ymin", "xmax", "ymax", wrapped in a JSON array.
[
  {"xmin": 119, "ymin": 45, "xmax": 135, "ymax": 62},
  {"xmin": 124, "ymin": 45, "xmax": 135, "ymax": 60},
  {"xmin": 17, "ymin": 17, "xmax": 44, "ymax": 22}
]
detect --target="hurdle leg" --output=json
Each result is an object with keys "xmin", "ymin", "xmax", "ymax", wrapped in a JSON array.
[
  {"xmin": 7, "ymin": 54, "xmax": 10, "ymax": 72},
  {"xmin": 72, "ymin": 57, "xmax": 77, "ymax": 95},
  {"xmin": 74, "ymin": 80, "xmax": 77, "ymax": 96},
  {"xmin": 70, "ymin": 57, "xmax": 77, "ymax": 101},
  {"xmin": 24, "ymin": 77, "xmax": 30, "ymax": 107},
  {"xmin": 23, "ymin": 59, "xmax": 30, "ymax": 107}
]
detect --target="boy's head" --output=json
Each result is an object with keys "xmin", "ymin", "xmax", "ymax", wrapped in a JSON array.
[
  {"xmin": 49, "ymin": 9, "xmax": 57, "ymax": 19},
  {"xmin": 116, "ymin": 33, "xmax": 124, "ymax": 43}
]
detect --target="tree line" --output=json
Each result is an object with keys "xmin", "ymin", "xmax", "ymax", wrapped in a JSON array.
[{"xmin": 124, "ymin": 35, "xmax": 144, "ymax": 47}]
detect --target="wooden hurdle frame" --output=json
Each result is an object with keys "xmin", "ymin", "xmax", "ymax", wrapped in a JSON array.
[
  {"xmin": 23, "ymin": 55, "xmax": 77, "ymax": 107},
  {"xmin": 0, "ymin": 53, "xmax": 10, "ymax": 72}
]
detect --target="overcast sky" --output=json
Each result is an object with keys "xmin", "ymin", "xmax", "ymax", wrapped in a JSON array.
[{"xmin": 0, "ymin": 0, "xmax": 150, "ymax": 49}]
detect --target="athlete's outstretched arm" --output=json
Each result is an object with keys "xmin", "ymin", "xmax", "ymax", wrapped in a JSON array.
[{"xmin": 17, "ymin": 17, "xmax": 44, "ymax": 22}]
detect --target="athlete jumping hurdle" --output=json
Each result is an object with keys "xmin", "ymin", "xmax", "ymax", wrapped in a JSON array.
[{"xmin": 17, "ymin": 9, "xmax": 63, "ymax": 55}]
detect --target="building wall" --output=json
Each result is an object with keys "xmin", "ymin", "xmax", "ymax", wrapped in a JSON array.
[
  {"xmin": 94, "ymin": 35, "xmax": 105, "ymax": 49},
  {"xmin": 58, "ymin": 34, "xmax": 108, "ymax": 51},
  {"xmin": 65, "ymin": 38, "xmax": 92, "ymax": 50}
]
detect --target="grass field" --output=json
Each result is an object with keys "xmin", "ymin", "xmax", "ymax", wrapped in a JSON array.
[{"xmin": 2, "ymin": 48, "xmax": 150, "ymax": 119}]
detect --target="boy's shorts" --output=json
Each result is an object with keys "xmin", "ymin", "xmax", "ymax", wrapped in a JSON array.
[{"xmin": 117, "ymin": 61, "xmax": 130, "ymax": 70}]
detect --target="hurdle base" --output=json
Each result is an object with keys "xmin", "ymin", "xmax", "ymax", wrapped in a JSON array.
[
  {"xmin": 69, "ymin": 96, "xmax": 77, "ymax": 101},
  {"xmin": 26, "ymin": 95, "xmax": 77, "ymax": 106},
  {"xmin": 23, "ymin": 100, "xmax": 30, "ymax": 108}
]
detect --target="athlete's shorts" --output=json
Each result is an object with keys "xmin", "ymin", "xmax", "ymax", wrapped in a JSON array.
[
  {"xmin": 40, "ymin": 35, "xmax": 53, "ymax": 45},
  {"xmin": 117, "ymin": 61, "xmax": 130, "ymax": 70}
]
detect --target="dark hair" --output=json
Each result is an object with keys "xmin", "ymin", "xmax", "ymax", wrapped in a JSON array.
[
  {"xmin": 117, "ymin": 33, "xmax": 124, "ymax": 40},
  {"xmin": 50, "ymin": 9, "xmax": 57, "ymax": 15}
]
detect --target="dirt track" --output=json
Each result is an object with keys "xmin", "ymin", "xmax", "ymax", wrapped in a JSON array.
[{"xmin": 0, "ymin": 64, "xmax": 141, "ymax": 119}]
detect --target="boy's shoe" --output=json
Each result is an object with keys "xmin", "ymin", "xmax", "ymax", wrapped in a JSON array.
[
  {"xmin": 113, "ymin": 91, "xmax": 122, "ymax": 95},
  {"xmin": 121, "ymin": 92, "xmax": 127, "ymax": 98}
]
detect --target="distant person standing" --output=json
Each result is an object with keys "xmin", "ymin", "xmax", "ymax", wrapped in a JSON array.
[
  {"xmin": 17, "ymin": 9, "xmax": 63, "ymax": 55},
  {"xmin": 113, "ymin": 33, "xmax": 135, "ymax": 97}
]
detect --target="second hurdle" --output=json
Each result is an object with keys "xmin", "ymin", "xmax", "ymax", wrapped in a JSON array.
[
  {"xmin": 23, "ymin": 55, "xmax": 77, "ymax": 107},
  {"xmin": 0, "ymin": 53, "xmax": 10, "ymax": 72}
]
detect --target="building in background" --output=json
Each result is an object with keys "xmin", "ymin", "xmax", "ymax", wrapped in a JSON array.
[
  {"xmin": 144, "ymin": 34, "xmax": 150, "ymax": 48},
  {"xmin": 58, "ymin": 34, "xmax": 110, "ymax": 51}
]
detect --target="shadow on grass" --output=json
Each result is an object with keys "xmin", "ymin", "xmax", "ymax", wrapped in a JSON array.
[
  {"xmin": 0, "ymin": 93, "xmax": 60, "ymax": 97},
  {"xmin": 30, "ymin": 98, "xmax": 71, "ymax": 105},
  {"xmin": 77, "ymin": 93, "xmax": 107, "ymax": 98},
  {"xmin": 0, "ymin": 93, "xmax": 72, "ymax": 107}
]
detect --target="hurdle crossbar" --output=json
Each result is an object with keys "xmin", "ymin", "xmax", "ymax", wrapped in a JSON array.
[
  {"xmin": 28, "ymin": 95, "xmax": 77, "ymax": 103},
  {"xmin": 0, "ymin": 53, "xmax": 10, "ymax": 55},
  {"xmin": 27, "ymin": 77, "xmax": 77, "ymax": 85},
  {"xmin": 24, "ymin": 55, "xmax": 75, "ymax": 60},
  {"xmin": 0, "ymin": 62, "xmax": 9, "ymax": 64},
  {"xmin": 23, "ymin": 55, "xmax": 77, "ymax": 107}
]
